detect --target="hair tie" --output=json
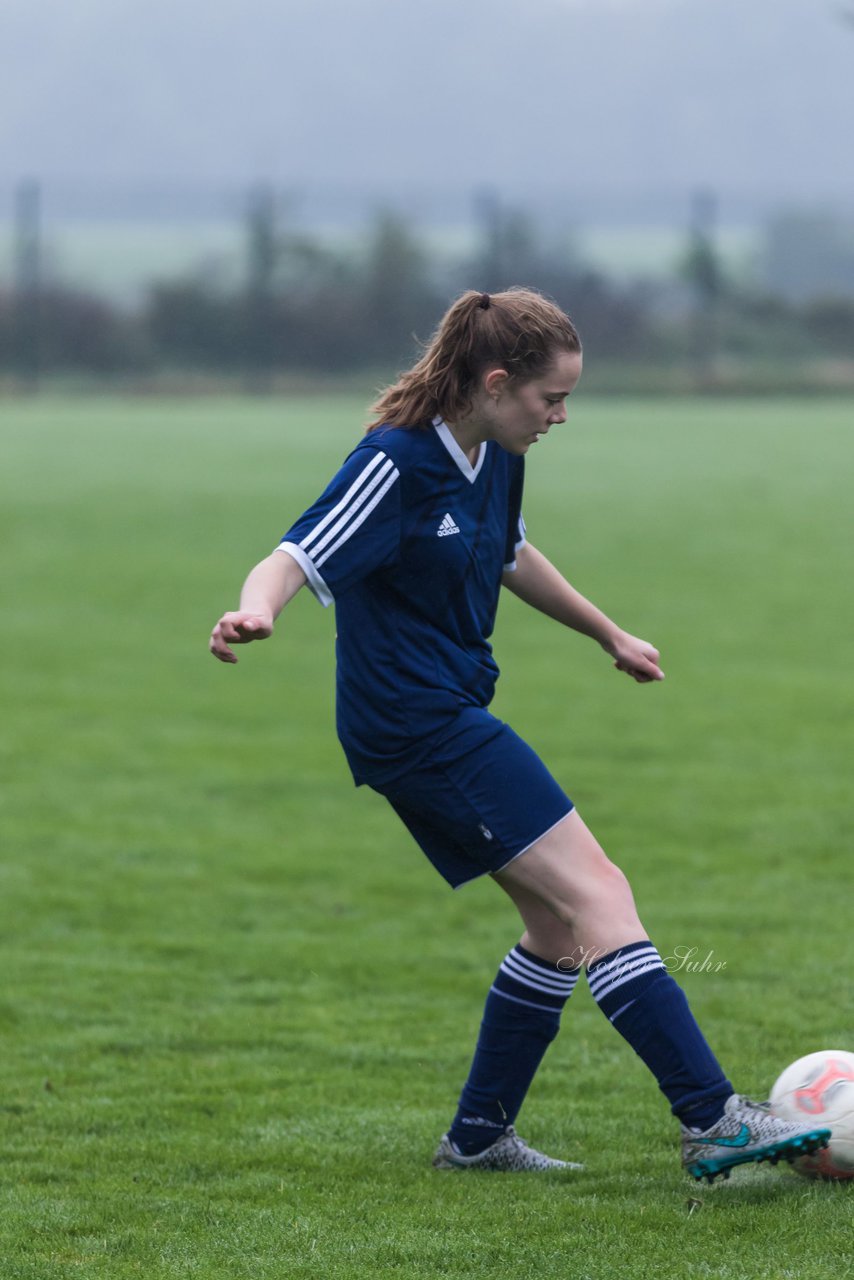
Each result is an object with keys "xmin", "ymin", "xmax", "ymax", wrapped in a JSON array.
[{"xmin": 478, "ymin": 292, "xmax": 491, "ymax": 310}]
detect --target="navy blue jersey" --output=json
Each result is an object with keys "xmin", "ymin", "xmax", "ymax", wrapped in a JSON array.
[{"xmin": 278, "ymin": 419, "xmax": 526, "ymax": 784}]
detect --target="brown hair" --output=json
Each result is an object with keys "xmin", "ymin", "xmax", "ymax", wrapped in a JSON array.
[{"xmin": 367, "ymin": 287, "xmax": 581, "ymax": 430}]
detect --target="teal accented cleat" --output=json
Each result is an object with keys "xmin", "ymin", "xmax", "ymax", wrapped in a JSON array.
[{"xmin": 682, "ymin": 1093, "xmax": 831, "ymax": 1184}]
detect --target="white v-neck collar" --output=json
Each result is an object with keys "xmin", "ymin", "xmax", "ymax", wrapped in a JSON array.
[{"xmin": 433, "ymin": 417, "xmax": 487, "ymax": 484}]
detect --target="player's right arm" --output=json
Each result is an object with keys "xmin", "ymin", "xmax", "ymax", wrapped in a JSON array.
[
  {"xmin": 211, "ymin": 441, "xmax": 400, "ymax": 663},
  {"xmin": 209, "ymin": 551, "xmax": 307, "ymax": 663}
]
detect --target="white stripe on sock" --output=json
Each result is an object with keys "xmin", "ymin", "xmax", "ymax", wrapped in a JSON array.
[
  {"xmin": 501, "ymin": 951, "xmax": 578, "ymax": 996},
  {"xmin": 590, "ymin": 959, "xmax": 666, "ymax": 1005},
  {"xmin": 586, "ymin": 945, "xmax": 661, "ymax": 992},
  {"xmin": 489, "ymin": 985, "xmax": 570, "ymax": 1015},
  {"xmin": 588, "ymin": 951, "xmax": 664, "ymax": 1004}
]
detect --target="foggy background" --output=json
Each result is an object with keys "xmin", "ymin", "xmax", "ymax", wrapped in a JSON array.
[{"xmin": 2, "ymin": 0, "xmax": 853, "ymax": 387}]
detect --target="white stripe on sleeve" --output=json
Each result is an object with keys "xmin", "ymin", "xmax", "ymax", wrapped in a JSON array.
[
  {"xmin": 299, "ymin": 452, "xmax": 390, "ymax": 554},
  {"xmin": 314, "ymin": 466, "xmax": 399, "ymax": 568}
]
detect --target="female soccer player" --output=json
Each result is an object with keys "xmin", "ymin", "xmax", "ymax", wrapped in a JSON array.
[{"xmin": 209, "ymin": 288, "xmax": 828, "ymax": 1182}]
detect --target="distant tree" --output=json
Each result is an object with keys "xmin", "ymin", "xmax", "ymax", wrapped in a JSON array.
[
  {"xmin": 560, "ymin": 270, "xmax": 656, "ymax": 360},
  {"xmin": 802, "ymin": 296, "xmax": 854, "ymax": 354},
  {"xmin": 244, "ymin": 184, "xmax": 277, "ymax": 389},
  {"xmin": 762, "ymin": 211, "xmax": 854, "ymax": 302},
  {"xmin": 361, "ymin": 211, "xmax": 441, "ymax": 366},
  {"xmin": 12, "ymin": 180, "xmax": 42, "ymax": 388},
  {"xmin": 717, "ymin": 290, "xmax": 807, "ymax": 360},
  {"xmin": 26, "ymin": 286, "xmax": 145, "ymax": 372},
  {"xmin": 274, "ymin": 234, "xmax": 365, "ymax": 370},
  {"xmin": 679, "ymin": 189, "xmax": 724, "ymax": 383},
  {"xmin": 147, "ymin": 280, "xmax": 243, "ymax": 369},
  {"xmin": 471, "ymin": 191, "xmax": 542, "ymax": 292},
  {"xmin": 0, "ymin": 290, "xmax": 13, "ymax": 369},
  {"xmin": 464, "ymin": 198, "xmax": 653, "ymax": 360}
]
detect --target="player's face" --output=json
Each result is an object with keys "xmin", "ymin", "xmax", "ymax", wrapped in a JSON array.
[{"xmin": 485, "ymin": 350, "xmax": 583, "ymax": 454}]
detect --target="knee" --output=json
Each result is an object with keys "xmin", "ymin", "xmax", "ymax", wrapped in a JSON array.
[
  {"xmin": 599, "ymin": 857, "xmax": 636, "ymax": 909},
  {"xmin": 550, "ymin": 856, "xmax": 638, "ymax": 928}
]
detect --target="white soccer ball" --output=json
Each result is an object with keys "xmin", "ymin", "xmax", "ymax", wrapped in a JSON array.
[{"xmin": 770, "ymin": 1049, "xmax": 854, "ymax": 1180}]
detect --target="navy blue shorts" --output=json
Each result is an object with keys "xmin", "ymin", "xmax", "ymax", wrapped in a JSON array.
[{"xmin": 371, "ymin": 710, "xmax": 573, "ymax": 889}]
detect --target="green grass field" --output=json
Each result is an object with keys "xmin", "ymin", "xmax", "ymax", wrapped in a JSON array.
[{"xmin": 1, "ymin": 393, "xmax": 852, "ymax": 1278}]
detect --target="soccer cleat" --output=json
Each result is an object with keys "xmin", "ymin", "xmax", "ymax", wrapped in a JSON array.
[
  {"xmin": 432, "ymin": 1125, "xmax": 583, "ymax": 1172},
  {"xmin": 681, "ymin": 1093, "xmax": 831, "ymax": 1184}
]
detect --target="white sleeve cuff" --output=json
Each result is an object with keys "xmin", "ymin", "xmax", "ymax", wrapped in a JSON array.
[
  {"xmin": 275, "ymin": 543, "xmax": 334, "ymax": 607},
  {"xmin": 504, "ymin": 518, "xmax": 527, "ymax": 570}
]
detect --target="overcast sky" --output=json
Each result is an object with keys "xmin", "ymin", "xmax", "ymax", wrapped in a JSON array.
[{"xmin": 2, "ymin": 0, "xmax": 853, "ymax": 220}]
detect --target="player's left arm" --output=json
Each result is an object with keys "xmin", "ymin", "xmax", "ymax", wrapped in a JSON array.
[{"xmin": 501, "ymin": 541, "xmax": 664, "ymax": 684}]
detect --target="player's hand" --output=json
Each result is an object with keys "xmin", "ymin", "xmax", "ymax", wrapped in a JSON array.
[
  {"xmin": 209, "ymin": 611, "xmax": 273, "ymax": 664},
  {"xmin": 604, "ymin": 630, "xmax": 664, "ymax": 684}
]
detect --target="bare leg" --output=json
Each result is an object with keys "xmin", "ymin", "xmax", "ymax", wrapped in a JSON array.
[
  {"xmin": 489, "ymin": 809, "xmax": 730, "ymax": 1134},
  {"xmin": 440, "ymin": 810, "xmax": 649, "ymax": 1161},
  {"xmin": 492, "ymin": 809, "xmax": 648, "ymax": 965}
]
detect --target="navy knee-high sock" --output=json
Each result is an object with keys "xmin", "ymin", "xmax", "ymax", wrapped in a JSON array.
[
  {"xmin": 587, "ymin": 940, "xmax": 733, "ymax": 1129},
  {"xmin": 447, "ymin": 943, "xmax": 578, "ymax": 1156}
]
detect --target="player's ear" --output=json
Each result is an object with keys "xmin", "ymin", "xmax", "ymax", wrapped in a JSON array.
[{"xmin": 483, "ymin": 367, "xmax": 510, "ymax": 401}]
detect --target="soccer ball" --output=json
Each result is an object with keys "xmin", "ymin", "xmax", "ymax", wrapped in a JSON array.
[{"xmin": 770, "ymin": 1049, "xmax": 854, "ymax": 1180}]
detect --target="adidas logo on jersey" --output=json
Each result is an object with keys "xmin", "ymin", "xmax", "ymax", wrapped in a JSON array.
[{"xmin": 437, "ymin": 513, "xmax": 461, "ymax": 537}]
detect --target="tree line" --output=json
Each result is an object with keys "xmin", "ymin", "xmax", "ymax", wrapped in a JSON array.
[{"xmin": 2, "ymin": 201, "xmax": 854, "ymax": 388}]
